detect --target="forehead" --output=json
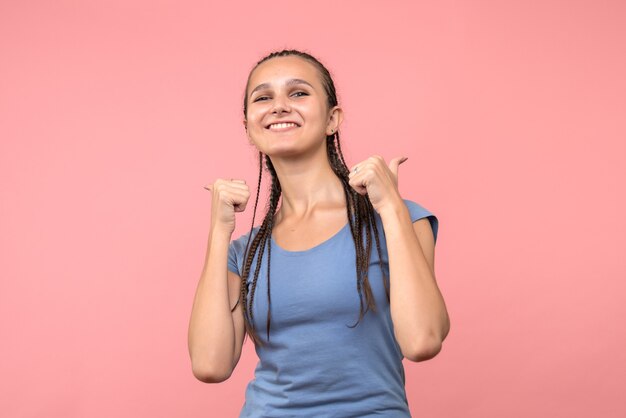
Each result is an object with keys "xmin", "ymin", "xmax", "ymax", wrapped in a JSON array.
[{"xmin": 247, "ymin": 56, "xmax": 322, "ymax": 90}]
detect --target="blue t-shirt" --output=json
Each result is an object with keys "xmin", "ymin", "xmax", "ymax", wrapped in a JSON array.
[{"xmin": 227, "ymin": 199, "xmax": 439, "ymax": 417}]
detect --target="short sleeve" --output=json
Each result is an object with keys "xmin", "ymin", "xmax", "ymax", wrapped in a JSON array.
[
  {"xmin": 227, "ymin": 228, "xmax": 259, "ymax": 277},
  {"xmin": 227, "ymin": 240, "xmax": 240, "ymax": 276},
  {"xmin": 403, "ymin": 199, "xmax": 439, "ymax": 244}
]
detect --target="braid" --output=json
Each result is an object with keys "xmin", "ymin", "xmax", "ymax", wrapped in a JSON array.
[
  {"xmin": 240, "ymin": 49, "xmax": 389, "ymax": 344},
  {"xmin": 263, "ymin": 155, "xmax": 281, "ymax": 342},
  {"xmin": 326, "ymin": 133, "xmax": 388, "ymax": 327},
  {"xmin": 236, "ymin": 152, "xmax": 262, "ymax": 345},
  {"xmin": 239, "ymin": 153, "xmax": 267, "ymax": 345},
  {"xmin": 240, "ymin": 154, "xmax": 281, "ymax": 347},
  {"xmin": 333, "ymin": 132, "xmax": 389, "ymax": 298}
]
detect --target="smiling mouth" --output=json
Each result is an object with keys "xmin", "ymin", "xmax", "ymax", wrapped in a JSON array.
[{"xmin": 266, "ymin": 122, "xmax": 300, "ymax": 131}]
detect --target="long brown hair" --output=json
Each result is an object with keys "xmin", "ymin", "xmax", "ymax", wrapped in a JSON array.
[{"xmin": 237, "ymin": 49, "xmax": 387, "ymax": 347}]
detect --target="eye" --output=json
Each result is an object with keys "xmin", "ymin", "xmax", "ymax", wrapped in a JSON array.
[
  {"xmin": 292, "ymin": 91, "xmax": 308, "ymax": 97},
  {"xmin": 253, "ymin": 95, "xmax": 270, "ymax": 102}
]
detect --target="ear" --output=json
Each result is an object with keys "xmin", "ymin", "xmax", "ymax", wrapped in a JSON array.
[{"xmin": 326, "ymin": 106, "xmax": 344, "ymax": 135}]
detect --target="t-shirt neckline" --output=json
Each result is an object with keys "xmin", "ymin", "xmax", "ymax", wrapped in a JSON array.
[{"xmin": 270, "ymin": 222, "xmax": 350, "ymax": 256}]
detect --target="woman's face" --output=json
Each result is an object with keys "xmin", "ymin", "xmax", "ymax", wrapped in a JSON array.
[{"xmin": 244, "ymin": 56, "xmax": 340, "ymax": 158}]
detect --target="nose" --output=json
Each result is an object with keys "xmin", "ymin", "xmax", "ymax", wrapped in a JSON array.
[{"xmin": 271, "ymin": 95, "xmax": 291, "ymax": 114}]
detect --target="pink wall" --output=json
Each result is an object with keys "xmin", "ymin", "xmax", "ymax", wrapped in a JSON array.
[{"xmin": 1, "ymin": 1, "xmax": 624, "ymax": 417}]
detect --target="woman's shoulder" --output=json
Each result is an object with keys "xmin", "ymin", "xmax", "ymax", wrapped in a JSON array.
[
  {"xmin": 401, "ymin": 198, "xmax": 434, "ymax": 218},
  {"xmin": 227, "ymin": 226, "xmax": 263, "ymax": 276},
  {"xmin": 400, "ymin": 198, "xmax": 439, "ymax": 243},
  {"xmin": 230, "ymin": 225, "xmax": 262, "ymax": 251}
]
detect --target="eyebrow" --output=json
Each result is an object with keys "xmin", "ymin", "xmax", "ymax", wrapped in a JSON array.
[{"xmin": 249, "ymin": 78, "xmax": 314, "ymax": 97}]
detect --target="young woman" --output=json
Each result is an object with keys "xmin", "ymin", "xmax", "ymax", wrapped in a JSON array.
[{"xmin": 188, "ymin": 49, "xmax": 450, "ymax": 417}]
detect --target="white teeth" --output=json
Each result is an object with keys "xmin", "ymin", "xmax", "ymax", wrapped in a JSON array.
[{"xmin": 268, "ymin": 122, "xmax": 297, "ymax": 130}]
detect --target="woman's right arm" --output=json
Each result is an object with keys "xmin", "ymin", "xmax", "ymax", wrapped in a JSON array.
[{"xmin": 187, "ymin": 179, "xmax": 249, "ymax": 383}]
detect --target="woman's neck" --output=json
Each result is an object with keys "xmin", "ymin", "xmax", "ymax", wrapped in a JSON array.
[{"xmin": 270, "ymin": 147, "xmax": 346, "ymax": 221}]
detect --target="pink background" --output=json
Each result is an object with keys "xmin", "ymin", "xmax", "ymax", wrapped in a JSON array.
[{"xmin": 1, "ymin": 1, "xmax": 624, "ymax": 417}]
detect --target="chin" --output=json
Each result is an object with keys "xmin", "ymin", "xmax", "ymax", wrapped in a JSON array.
[
  {"xmin": 254, "ymin": 136, "xmax": 325, "ymax": 159},
  {"xmin": 263, "ymin": 147, "xmax": 305, "ymax": 159}
]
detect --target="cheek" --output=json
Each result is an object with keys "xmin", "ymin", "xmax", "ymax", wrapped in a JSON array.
[
  {"xmin": 297, "ymin": 104, "xmax": 327, "ymax": 124},
  {"xmin": 313, "ymin": 105, "xmax": 330, "ymax": 122},
  {"xmin": 246, "ymin": 110, "xmax": 264, "ymax": 129}
]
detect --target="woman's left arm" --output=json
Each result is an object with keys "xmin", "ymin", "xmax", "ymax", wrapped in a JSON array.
[
  {"xmin": 348, "ymin": 155, "xmax": 450, "ymax": 362},
  {"xmin": 379, "ymin": 201, "xmax": 450, "ymax": 362}
]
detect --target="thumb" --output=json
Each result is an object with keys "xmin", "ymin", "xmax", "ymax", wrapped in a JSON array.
[{"xmin": 388, "ymin": 156, "xmax": 408, "ymax": 178}]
